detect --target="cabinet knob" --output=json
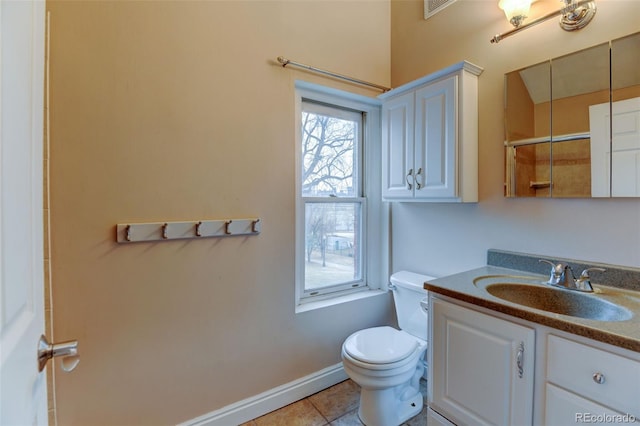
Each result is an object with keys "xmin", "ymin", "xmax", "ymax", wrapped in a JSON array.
[{"xmin": 592, "ymin": 372, "xmax": 605, "ymax": 384}]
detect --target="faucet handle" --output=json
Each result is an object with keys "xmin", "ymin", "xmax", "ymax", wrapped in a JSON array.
[
  {"xmin": 538, "ymin": 259, "xmax": 555, "ymax": 268},
  {"xmin": 575, "ymin": 267, "xmax": 606, "ymax": 292},
  {"xmin": 579, "ymin": 267, "xmax": 606, "ymax": 279},
  {"xmin": 538, "ymin": 259, "xmax": 566, "ymax": 272},
  {"xmin": 539, "ymin": 259, "xmax": 564, "ymax": 284}
]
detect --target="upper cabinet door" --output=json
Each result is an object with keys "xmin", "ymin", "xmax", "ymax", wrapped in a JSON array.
[
  {"xmin": 414, "ymin": 76, "xmax": 457, "ymax": 199},
  {"xmin": 382, "ymin": 91, "xmax": 415, "ymax": 199}
]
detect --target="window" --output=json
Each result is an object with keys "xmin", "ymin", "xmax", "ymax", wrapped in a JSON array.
[{"xmin": 295, "ymin": 82, "xmax": 387, "ymax": 309}]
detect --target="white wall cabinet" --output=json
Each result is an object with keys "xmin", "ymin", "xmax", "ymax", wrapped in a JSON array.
[
  {"xmin": 428, "ymin": 294, "xmax": 640, "ymax": 426},
  {"xmin": 380, "ymin": 61, "xmax": 483, "ymax": 202},
  {"xmin": 429, "ymin": 297, "xmax": 535, "ymax": 425}
]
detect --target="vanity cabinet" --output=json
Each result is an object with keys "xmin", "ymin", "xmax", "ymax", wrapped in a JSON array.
[
  {"xmin": 429, "ymin": 294, "xmax": 640, "ymax": 426},
  {"xmin": 429, "ymin": 297, "xmax": 535, "ymax": 425},
  {"xmin": 380, "ymin": 61, "xmax": 483, "ymax": 202}
]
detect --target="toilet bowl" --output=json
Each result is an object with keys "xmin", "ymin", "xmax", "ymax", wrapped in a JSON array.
[{"xmin": 341, "ymin": 271, "xmax": 433, "ymax": 426}]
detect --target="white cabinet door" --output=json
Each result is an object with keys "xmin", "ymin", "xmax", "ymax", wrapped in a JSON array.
[
  {"xmin": 382, "ymin": 91, "xmax": 414, "ymax": 199},
  {"xmin": 414, "ymin": 76, "xmax": 456, "ymax": 199},
  {"xmin": 430, "ymin": 297, "xmax": 535, "ymax": 426}
]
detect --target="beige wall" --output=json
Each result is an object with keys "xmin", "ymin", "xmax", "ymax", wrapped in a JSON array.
[
  {"xmin": 47, "ymin": 0, "xmax": 640, "ymax": 423},
  {"xmin": 390, "ymin": 0, "xmax": 640, "ymax": 277},
  {"xmin": 47, "ymin": 1, "xmax": 392, "ymax": 424}
]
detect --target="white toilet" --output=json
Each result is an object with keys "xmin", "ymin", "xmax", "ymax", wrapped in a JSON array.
[{"xmin": 341, "ymin": 271, "xmax": 432, "ymax": 426}]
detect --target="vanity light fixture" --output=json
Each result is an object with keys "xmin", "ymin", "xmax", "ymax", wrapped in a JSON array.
[{"xmin": 491, "ymin": 0, "xmax": 597, "ymax": 44}]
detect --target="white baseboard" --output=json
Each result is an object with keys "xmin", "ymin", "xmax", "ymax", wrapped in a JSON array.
[{"xmin": 179, "ymin": 363, "xmax": 348, "ymax": 426}]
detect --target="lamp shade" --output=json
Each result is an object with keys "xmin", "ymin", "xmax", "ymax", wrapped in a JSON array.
[{"xmin": 498, "ymin": 0, "xmax": 532, "ymax": 27}]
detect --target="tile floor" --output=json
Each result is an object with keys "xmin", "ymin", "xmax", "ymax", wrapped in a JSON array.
[{"xmin": 241, "ymin": 378, "xmax": 428, "ymax": 426}]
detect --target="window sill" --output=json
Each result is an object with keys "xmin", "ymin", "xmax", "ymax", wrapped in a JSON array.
[{"xmin": 295, "ymin": 289, "xmax": 388, "ymax": 314}]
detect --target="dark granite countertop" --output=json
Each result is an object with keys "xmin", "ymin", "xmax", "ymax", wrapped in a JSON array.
[{"xmin": 424, "ymin": 265, "xmax": 640, "ymax": 353}]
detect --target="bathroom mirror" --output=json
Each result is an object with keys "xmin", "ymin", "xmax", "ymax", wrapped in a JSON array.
[
  {"xmin": 504, "ymin": 32, "xmax": 640, "ymax": 198},
  {"xmin": 504, "ymin": 61, "xmax": 551, "ymax": 197}
]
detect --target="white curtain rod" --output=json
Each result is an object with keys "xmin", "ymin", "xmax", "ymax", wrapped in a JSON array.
[{"xmin": 277, "ymin": 56, "xmax": 391, "ymax": 92}]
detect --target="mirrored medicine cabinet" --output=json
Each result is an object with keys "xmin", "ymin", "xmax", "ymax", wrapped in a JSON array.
[{"xmin": 504, "ymin": 32, "xmax": 640, "ymax": 198}]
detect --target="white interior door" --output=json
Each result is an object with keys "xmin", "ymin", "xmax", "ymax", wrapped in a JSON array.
[
  {"xmin": 590, "ymin": 97, "xmax": 640, "ymax": 197},
  {"xmin": 0, "ymin": 0, "xmax": 47, "ymax": 424},
  {"xmin": 610, "ymin": 97, "xmax": 640, "ymax": 197}
]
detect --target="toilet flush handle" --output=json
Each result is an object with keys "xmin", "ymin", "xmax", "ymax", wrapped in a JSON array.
[
  {"xmin": 420, "ymin": 298, "xmax": 428, "ymax": 313},
  {"xmin": 388, "ymin": 282, "xmax": 397, "ymax": 291}
]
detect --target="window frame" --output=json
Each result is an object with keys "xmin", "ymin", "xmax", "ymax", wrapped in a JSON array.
[{"xmin": 294, "ymin": 81, "xmax": 388, "ymax": 311}]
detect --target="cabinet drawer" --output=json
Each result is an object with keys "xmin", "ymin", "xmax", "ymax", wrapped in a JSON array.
[
  {"xmin": 544, "ymin": 384, "xmax": 630, "ymax": 425},
  {"xmin": 546, "ymin": 335, "xmax": 640, "ymax": 417}
]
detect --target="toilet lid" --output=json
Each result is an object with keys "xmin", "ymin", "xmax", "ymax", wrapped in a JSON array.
[{"xmin": 344, "ymin": 326, "xmax": 418, "ymax": 364}]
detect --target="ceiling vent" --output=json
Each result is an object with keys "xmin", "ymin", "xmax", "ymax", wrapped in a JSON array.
[{"xmin": 424, "ymin": 0, "xmax": 458, "ymax": 20}]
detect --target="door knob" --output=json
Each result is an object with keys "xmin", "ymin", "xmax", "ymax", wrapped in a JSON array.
[{"xmin": 37, "ymin": 335, "xmax": 79, "ymax": 372}]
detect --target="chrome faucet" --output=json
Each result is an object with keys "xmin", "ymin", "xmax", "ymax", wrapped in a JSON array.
[{"xmin": 538, "ymin": 260, "xmax": 605, "ymax": 293}]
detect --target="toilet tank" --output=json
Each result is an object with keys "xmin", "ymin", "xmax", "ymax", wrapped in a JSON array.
[{"xmin": 390, "ymin": 271, "xmax": 434, "ymax": 341}]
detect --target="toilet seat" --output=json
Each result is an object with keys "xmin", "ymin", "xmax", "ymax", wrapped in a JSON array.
[{"xmin": 344, "ymin": 326, "xmax": 419, "ymax": 364}]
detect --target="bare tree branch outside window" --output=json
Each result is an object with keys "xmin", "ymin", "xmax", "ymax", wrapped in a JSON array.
[
  {"xmin": 301, "ymin": 112, "xmax": 355, "ymax": 197},
  {"xmin": 301, "ymin": 108, "xmax": 362, "ymax": 290}
]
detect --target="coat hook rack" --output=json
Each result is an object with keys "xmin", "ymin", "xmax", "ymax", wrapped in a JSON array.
[{"xmin": 116, "ymin": 217, "xmax": 261, "ymax": 243}]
